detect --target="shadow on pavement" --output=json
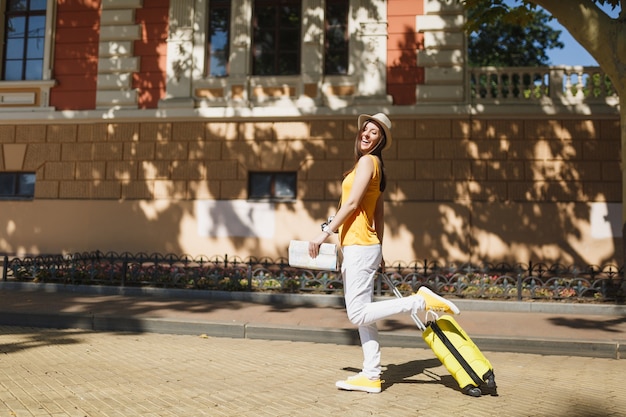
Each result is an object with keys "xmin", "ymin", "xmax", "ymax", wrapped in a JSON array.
[
  {"xmin": 547, "ymin": 316, "xmax": 626, "ymax": 333},
  {"xmin": 383, "ymin": 359, "xmax": 460, "ymax": 393},
  {"xmin": 0, "ymin": 327, "xmax": 85, "ymax": 355},
  {"xmin": 340, "ymin": 358, "xmax": 462, "ymax": 394}
]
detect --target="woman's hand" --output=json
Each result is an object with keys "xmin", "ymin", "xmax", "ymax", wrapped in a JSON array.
[{"xmin": 308, "ymin": 232, "xmax": 330, "ymax": 258}]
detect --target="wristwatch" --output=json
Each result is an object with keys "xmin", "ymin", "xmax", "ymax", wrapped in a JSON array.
[{"xmin": 321, "ymin": 222, "xmax": 333, "ymax": 235}]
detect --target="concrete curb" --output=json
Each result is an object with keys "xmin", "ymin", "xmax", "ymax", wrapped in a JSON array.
[
  {"xmin": 0, "ymin": 310, "xmax": 622, "ymax": 360},
  {"xmin": 2, "ymin": 281, "xmax": 626, "ymax": 315},
  {"xmin": 1, "ymin": 282, "xmax": 624, "ymax": 359}
]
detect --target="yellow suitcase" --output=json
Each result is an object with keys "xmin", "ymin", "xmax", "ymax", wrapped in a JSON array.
[
  {"xmin": 381, "ymin": 274, "xmax": 497, "ymax": 396},
  {"xmin": 422, "ymin": 315, "xmax": 497, "ymax": 397}
]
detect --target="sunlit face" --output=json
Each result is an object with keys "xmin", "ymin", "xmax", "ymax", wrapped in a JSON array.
[{"xmin": 359, "ymin": 121, "xmax": 383, "ymax": 154}]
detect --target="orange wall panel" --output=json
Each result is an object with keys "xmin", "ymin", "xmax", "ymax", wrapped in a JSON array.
[
  {"xmin": 50, "ymin": 91, "xmax": 97, "ymax": 109},
  {"xmin": 55, "ymin": 11, "xmax": 99, "ymax": 28},
  {"xmin": 388, "ymin": 0, "xmax": 424, "ymax": 15},
  {"xmin": 134, "ymin": 42, "xmax": 168, "ymax": 57},
  {"xmin": 53, "ymin": 44, "xmax": 99, "ymax": 61},
  {"xmin": 50, "ymin": 0, "xmax": 100, "ymax": 110},
  {"xmin": 388, "ymin": 15, "xmax": 419, "ymax": 31},
  {"xmin": 56, "ymin": 0, "xmax": 100, "ymax": 11},
  {"xmin": 388, "ymin": 66, "xmax": 422, "ymax": 84},
  {"xmin": 387, "ymin": 0, "xmax": 423, "ymax": 105},
  {"xmin": 134, "ymin": 0, "xmax": 169, "ymax": 109},
  {"xmin": 387, "ymin": 85, "xmax": 415, "ymax": 105},
  {"xmin": 388, "ymin": 32, "xmax": 418, "ymax": 51},
  {"xmin": 388, "ymin": 50, "xmax": 417, "ymax": 67}
]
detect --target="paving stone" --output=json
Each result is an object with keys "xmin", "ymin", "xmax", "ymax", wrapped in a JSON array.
[{"xmin": 0, "ymin": 327, "xmax": 624, "ymax": 416}]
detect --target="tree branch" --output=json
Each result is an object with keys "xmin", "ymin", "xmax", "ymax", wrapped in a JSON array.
[{"xmin": 530, "ymin": 0, "xmax": 623, "ymax": 78}]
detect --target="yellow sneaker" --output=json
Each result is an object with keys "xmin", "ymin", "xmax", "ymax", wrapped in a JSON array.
[
  {"xmin": 417, "ymin": 286, "xmax": 460, "ymax": 314},
  {"xmin": 335, "ymin": 373, "xmax": 382, "ymax": 393}
]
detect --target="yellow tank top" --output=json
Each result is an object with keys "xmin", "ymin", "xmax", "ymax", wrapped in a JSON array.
[{"xmin": 339, "ymin": 154, "xmax": 382, "ymax": 246}]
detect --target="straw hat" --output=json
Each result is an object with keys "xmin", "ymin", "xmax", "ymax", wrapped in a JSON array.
[{"xmin": 357, "ymin": 113, "xmax": 392, "ymax": 151}]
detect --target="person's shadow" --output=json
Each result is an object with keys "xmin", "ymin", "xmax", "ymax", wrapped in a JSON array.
[{"xmin": 342, "ymin": 358, "xmax": 461, "ymax": 393}]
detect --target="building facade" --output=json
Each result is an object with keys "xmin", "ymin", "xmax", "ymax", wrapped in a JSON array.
[{"xmin": 0, "ymin": 0, "xmax": 621, "ymax": 265}]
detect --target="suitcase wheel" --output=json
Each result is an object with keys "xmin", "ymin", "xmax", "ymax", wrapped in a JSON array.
[
  {"xmin": 483, "ymin": 370, "xmax": 496, "ymax": 388},
  {"xmin": 463, "ymin": 385, "xmax": 482, "ymax": 397}
]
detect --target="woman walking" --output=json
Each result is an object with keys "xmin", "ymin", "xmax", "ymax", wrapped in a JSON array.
[{"xmin": 308, "ymin": 113, "xmax": 460, "ymax": 394}]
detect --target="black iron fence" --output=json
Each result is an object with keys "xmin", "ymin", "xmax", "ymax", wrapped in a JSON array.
[{"xmin": 1, "ymin": 251, "xmax": 624, "ymax": 303}]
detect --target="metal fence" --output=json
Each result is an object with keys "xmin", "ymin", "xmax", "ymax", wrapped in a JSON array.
[{"xmin": 2, "ymin": 251, "xmax": 624, "ymax": 303}]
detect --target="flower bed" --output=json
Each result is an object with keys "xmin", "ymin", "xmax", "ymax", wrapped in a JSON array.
[{"xmin": 1, "ymin": 251, "xmax": 624, "ymax": 303}]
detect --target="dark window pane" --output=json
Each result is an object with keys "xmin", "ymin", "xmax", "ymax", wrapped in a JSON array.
[
  {"xmin": 249, "ymin": 173, "xmax": 272, "ymax": 199},
  {"xmin": 249, "ymin": 172, "xmax": 296, "ymax": 200},
  {"xmin": 7, "ymin": 1, "xmax": 28, "ymax": 12},
  {"xmin": 0, "ymin": 172, "xmax": 34, "ymax": 198},
  {"xmin": 279, "ymin": 5, "xmax": 299, "ymax": 27},
  {"xmin": 278, "ymin": 53, "xmax": 298, "ymax": 74},
  {"xmin": 255, "ymin": 6, "xmax": 275, "ymax": 27},
  {"xmin": 280, "ymin": 29, "xmax": 299, "ymax": 50},
  {"xmin": 253, "ymin": 56, "xmax": 273, "ymax": 75},
  {"xmin": 256, "ymin": 30, "xmax": 274, "ymax": 50},
  {"xmin": 325, "ymin": 56, "xmax": 348, "ymax": 75},
  {"xmin": 327, "ymin": 27, "xmax": 345, "ymax": 48},
  {"xmin": 252, "ymin": 0, "xmax": 300, "ymax": 75},
  {"xmin": 17, "ymin": 173, "xmax": 35, "ymax": 196},
  {"xmin": 274, "ymin": 173, "xmax": 296, "ymax": 198},
  {"xmin": 325, "ymin": 0, "xmax": 349, "ymax": 75},
  {"xmin": 0, "ymin": 174, "xmax": 16, "ymax": 195}
]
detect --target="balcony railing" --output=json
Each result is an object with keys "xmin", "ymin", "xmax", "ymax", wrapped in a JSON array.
[{"xmin": 469, "ymin": 66, "xmax": 618, "ymax": 104}]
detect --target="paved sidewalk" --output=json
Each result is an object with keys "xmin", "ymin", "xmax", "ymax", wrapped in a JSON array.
[
  {"xmin": 0, "ymin": 283, "xmax": 625, "ymax": 416},
  {"xmin": 0, "ymin": 282, "xmax": 625, "ymax": 359},
  {"xmin": 0, "ymin": 327, "xmax": 625, "ymax": 416}
]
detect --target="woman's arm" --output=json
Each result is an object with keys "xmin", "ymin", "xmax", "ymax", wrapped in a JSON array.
[
  {"xmin": 374, "ymin": 192, "xmax": 384, "ymax": 244},
  {"xmin": 374, "ymin": 192, "xmax": 385, "ymax": 271}
]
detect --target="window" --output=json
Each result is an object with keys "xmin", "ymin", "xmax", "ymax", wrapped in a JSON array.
[
  {"xmin": 2, "ymin": 0, "xmax": 47, "ymax": 81},
  {"xmin": 207, "ymin": 0, "xmax": 230, "ymax": 77},
  {"xmin": 249, "ymin": 172, "xmax": 296, "ymax": 200},
  {"xmin": 324, "ymin": 0, "xmax": 349, "ymax": 75},
  {"xmin": 252, "ymin": 0, "xmax": 301, "ymax": 75},
  {"xmin": 0, "ymin": 172, "xmax": 35, "ymax": 199}
]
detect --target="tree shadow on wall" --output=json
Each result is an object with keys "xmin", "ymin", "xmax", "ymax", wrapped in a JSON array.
[
  {"xmin": 12, "ymin": 3, "xmax": 619, "ymax": 269},
  {"xmin": 460, "ymin": 117, "xmax": 621, "ymax": 266},
  {"xmin": 385, "ymin": 24, "xmax": 621, "ymax": 266}
]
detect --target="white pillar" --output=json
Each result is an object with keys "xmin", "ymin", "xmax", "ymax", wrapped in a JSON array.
[
  {"xmin": 300, "ymin": 0, "xmax": 324, "ymax": 104},
  {"xmin": 227, "ymin": 0, "xmax": 253, "ymax": 105},
  {"xmin": 350, "ymin": 0, "xmax": 392, "ymax": 105},
  {"xmin": 160, "ymin": 0, "xmax": 195, "ymax": 108},
  {"xmin": 415, "ymin": 0, "xmax": 466, "ymax": 103}
]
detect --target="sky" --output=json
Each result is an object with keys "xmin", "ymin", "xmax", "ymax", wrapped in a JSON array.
[
  {"xmin": 547, "ymin": 22, "xmax": 598, "ymax": 66},
  {"xmin": 530, "ymin": 2, "xmax": 620, "ymax": 66}
]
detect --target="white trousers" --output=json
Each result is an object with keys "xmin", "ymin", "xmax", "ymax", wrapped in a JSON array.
[{"xmin": 341, "ymin": 245, "xmax": 426, "ymax": 379}]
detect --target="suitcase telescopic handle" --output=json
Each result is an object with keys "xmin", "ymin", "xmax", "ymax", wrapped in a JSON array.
[{"xmin": 381, "ymin": 273, "xmax": 428, "ymax": 332}]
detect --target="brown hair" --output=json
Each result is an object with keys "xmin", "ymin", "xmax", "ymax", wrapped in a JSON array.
[{"xmin": 344, "ymin": 119, "xmax": 387, "ymax": 192}]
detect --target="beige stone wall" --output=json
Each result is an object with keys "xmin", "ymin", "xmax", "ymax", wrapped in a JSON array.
[{"xmin": 0, "ymin": 115, "xmax": 621, "ymax": 265}]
